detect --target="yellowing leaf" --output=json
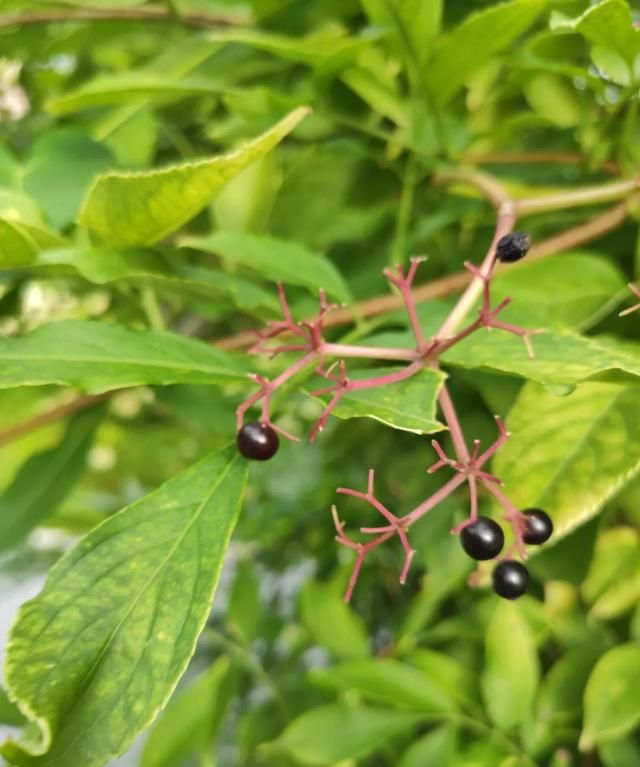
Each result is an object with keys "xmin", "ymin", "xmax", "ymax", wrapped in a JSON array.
[
  {"xmin": 1, "ymin": 446, "xmax": 247, "ymax": 767},
  {"xmin": 79, "ymin": 107, "xmax": 311, "ymax": 246}
]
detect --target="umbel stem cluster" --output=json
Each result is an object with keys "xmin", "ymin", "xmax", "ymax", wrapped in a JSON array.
[
  {"xmin": 236, "ymin": 171, "xmax": 640, "ymax": 602},
  {"xmin": 236, "ymin": 226, "xmax": 544, "ymax": 599}
]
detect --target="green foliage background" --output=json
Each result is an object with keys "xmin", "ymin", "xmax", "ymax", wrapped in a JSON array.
[{"xmin": 0, "ymin": 1, "xmax": 640, "ymax": 766}]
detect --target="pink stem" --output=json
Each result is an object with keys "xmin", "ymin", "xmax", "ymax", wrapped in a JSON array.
[
  {"xmin": 437, "ymin": 201, "xmax": 517, "ymax": 337},
  {"xmin": 402, "ymin": 472, "xmax": 468, "ymax": 526},
  {"xmin": 482, "ymin": 481, "xmax": 527, "ymax": 556},
  {"xmin": 437, "ymin": 382, "xmax": 470, "ymax": 462}
]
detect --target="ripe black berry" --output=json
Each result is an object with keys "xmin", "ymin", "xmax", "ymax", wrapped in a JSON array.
[
  {"xmin": 496, "ymin": 232, "xmax": 531, "ymax": 263},
  {"xmin": 460, "ymin": 516, "xmax": 504, "ymax": 561},
  {"xmin": 492, "ymin": 560, "xmax": 529, "ymax": 600},
  {"xmin": 236, "ymin": 421, "xmax": 279, "ymax": 460},
  {"xmin": 522, "ymin": 508, "xmax": 553, "ymax": 545}
]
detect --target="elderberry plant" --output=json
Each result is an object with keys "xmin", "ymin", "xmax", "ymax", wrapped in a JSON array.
[{"xmin": 236, "ymin": 228, "xmax": 554, "ymax": 601}]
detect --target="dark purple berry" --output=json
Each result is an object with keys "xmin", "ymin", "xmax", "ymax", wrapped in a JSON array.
[
  {"xmin": 460, "ymin": 516, "xmax": 504, "ymax": 561},
  {"xmin": 496, "ymin": 232, "xmax": 531, "ymax": 263},
  {"xmin": 522, "ymin": 508, "xmax": 553, "ymax": 545},
  {"xmin": 493, "ymin": 560, "xmax": 529, "ymax": 600},
  {"xmin": 236, "ymin": 421, "xmax": 279, "ymax": 460}
]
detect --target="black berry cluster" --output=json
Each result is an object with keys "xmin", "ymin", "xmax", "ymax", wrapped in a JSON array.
[{"xmin": 459, "ymin": 508, "xmax": 553, "ymax": 600}]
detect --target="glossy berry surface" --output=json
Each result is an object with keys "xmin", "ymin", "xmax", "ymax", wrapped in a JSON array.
[
  {"xmin": 493, "ymin": 560, "xmax": 529, "ymax": 600},
  {"xmin": 460, "ymin": 516, "xmax": 504, "ymax": 561},
  {"xmin": 522, "ymin": 508, "xmax": 553, "ymax": 545},
  {"xmin": 236, "ymin": 421, "xmax": 279, "ymax": 460},
  {"xmin": 496, "ymin": 231, "xmax": 531, "ymax": 263}
]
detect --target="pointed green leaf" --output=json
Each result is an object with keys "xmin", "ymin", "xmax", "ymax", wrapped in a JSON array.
[
  {"xmin": 489, "ymin": 252, "xmax": 626, "ymax": 331},
  {"xmin": 552, "ymin": 0, "xmax": 640, "ymax": 67},
  {"xmin": 273, "ymin": 704, "xmax": 421, "ymax": 766},
  {"xmin": 182, "ymin": 231, "xmax": 352, "ymax": 304},
  {"xmin": 34, "ymin": 248, "xmax": 279, "ymax": 312},
  {"xmin": 299, "ymin": 580, "xmax": 369, "ymax": 659},
  {"xmin": 0, "ymin": 321, "xmax": 248, "ymax": 393},
  {"xmin": 310, "ymin": 658, "xmax": 457, "ymax": 713},
  {"xmin": 493, "ymin": 383, "xmax": 640, "ymax": 546},
  {"xmin": 442, "ymin": 332, "xmax": 640, "ymax": 388},
  {"xmin": 481, "ymin": 601, "xmax": 540, "ymax": 730},
  {"xmin": 47, "ymin": 75, "xmax": 226, "ymax": 115},
  {"xmin": 427, "ymin": 0, "xmax": 547, "ymax": 106},
  {"xmin": 0, "ymin": 406, "xmax": 103, "ymax": 552},
  {"xmin": 399, "ymin": 726, "xmax": 456, "ymax": 767},
  {"xmin": 580, "ymin": 643, "xmax": 640, "ymax": 750},
  {"xmin": 78, "ymin": 107, "xmax": 311, "ymax": 247},
  {"xmin": 140, "ymin": 657, "xmax": 232, "ymax": 767},
  {"xmin": 24, "ymin": 129, "xmax": 113, "ymax": 230},
  {"xmin": 324, "ymin": 367, "xmax": 446, "ymax": 434},
  {"xmin": 1, "ymin": 446, "xmax": 247, "ymax": 767}
]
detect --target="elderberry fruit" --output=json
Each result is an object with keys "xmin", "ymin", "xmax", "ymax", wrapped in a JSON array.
[
  {"xmin": 496, "ymin": 231, "xmax": 531, "ymax": 263},
  {"xmin": 493, "ymin": 560, "xmax": 529, "ymax": 600},
  {"xmin": 236, "ymin": 421, "xmax": 279, "ymax": 461},
  {"xmin": 522, "ymin": 508, "xmax": 553, "ymax": 545},
  {"xmin": 460, "ymin": 516, "xmax": 504, "ymax": 561}
]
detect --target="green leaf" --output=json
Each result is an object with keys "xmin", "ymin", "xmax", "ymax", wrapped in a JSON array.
[
  {"xmin": 140, "ymin": 657, "xmax": 232, "ymax": 767},
  {"xmin": 273, "ymin": 703, "xmax": 421, "ymax": 766},
  {"xmin": 79, "ymin": 107, "xmax": 311, "ymax": 247},
  {"xmin": 582, "ymin": 527, "xmax": 640, "ymax": 604},
  {"xmin": 310, "ymin": 658, "xmax": 457, "ymax": 713},
  {"xmin": 0, "ymin": 688, "xmax": 24, "ymax": 727},
  {"xmin": 299, "ymin": 580, "xmax": 369, "ymax": 659},
  {"xmin": 1, "ymin": 446, "xmax": 247, "ymax": 767},
  {"xmin": 182, "ymin": 231, "xmax": 352, "ymax": 305},
  {"xmin": 0, "ymin": 321, "xmax": 248, "ymax": 393},
  {"xmin": 0, "ymin": 406, "xmax": 103, "ymax": 552},
  {"xmin": 493, "ymin": 383, "xmax": 640, "ymax": 547},
  {"xmin": 481, "ymin": 601, "xmax": 540, "ymax": 730},
  {"xmin": 489, "ymin": 252, "xmax": 626, "ymax": 331},
  {"xmin": 442, "ymin": 332, "xmax": 640, "ymax": 388},
  {"xmin": 532, "ymin": 644, "xmax": 603, "ymax": 752},
  {"xmin": 427, "ymin": 0, "xmax": 547, "ymax": 106},
  {"xmin": 323, "ymin": 367, "xmax": 445, "ymax": 434},
  {"xmin": 580, "ymin": 643, "xmax": 640, "ymax": 750},
  {"xmin": 0, "ymin": 218, "xmax": 38, "ymax": 267},
  {"xmin": 227, "ymin": 560, "xmax": 261, "ymax": 644},
  {"xmin": 47, "ymin": 75, "xmax": 226, "ymax": 115},
  {"xmin": 524, "ymin": 73, "xmax": 582, "ymax": 127},
  {"xmin": 600, "ymin": 736, "xmax": 640, "ymax": 767},
  {"xmin": 34, "ymin": 248, "xmax": 279, "ymax": 312},
  {"xmin": 23, "ymin": 129, "xmax": 113, "ymax": 230},
  {"xmin": 551, "ymin": 0, "xmax": 640, "ymax": 67},
  {"xmin": 408, "ymin": 648, "xmax": 477, "ymax": 709},
  {"xmin": 399, "ymin": 725, "xmax": 456, "ymax": 767}
]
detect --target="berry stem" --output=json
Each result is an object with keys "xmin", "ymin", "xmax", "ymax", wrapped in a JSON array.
[
  {"xmin": 401, "ymin": 473, "xmax": 468, "ymax": 526},
  {"xmin": 320, "ymin": 342, "xmax": 416, "ymax": 361}
]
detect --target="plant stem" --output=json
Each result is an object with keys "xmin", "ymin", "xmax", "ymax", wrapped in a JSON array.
[
  {"xmin": 0, "ymin": 393, "xmax": 111, "ymax": 446},
  {"xmin": 0, "ymin": 6, "xmax": 250, "ymax": 30},
  {"xmin": 321, "ymin": 343, "xmax": 416, "ymax": 361},
  {"xmin": 437, "ymin": 200, "xmax": 516, "ymax": 337},
  {"xmin": 436, "ymin": 381, "xmax": 469, "ymax": 461},
  {"xmin": 515, "ymin": 177, "xmax": 639, "ymax": 215},
  {"xmin": 140, "ymin": 286, "xmax": 166, "ymax": 331},
  {"xmin": 390, "ymin": 155, "xmax": 418, "ymax": 267}
]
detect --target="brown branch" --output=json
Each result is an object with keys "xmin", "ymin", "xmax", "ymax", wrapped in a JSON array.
[
  {"xmin": 461, "ymin": 150, "xmax": 619, "ymax": 175},
  {"xmin": 0, "ymin": 393, "xmax": 110, "ymax": 447},
  {"xmin": 217, "ymin": 199, "xmax": 631, "ymax": 350},
  {"xmin": 0, "ymin": 5, "xmax": 250, "ymax": 31}
]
